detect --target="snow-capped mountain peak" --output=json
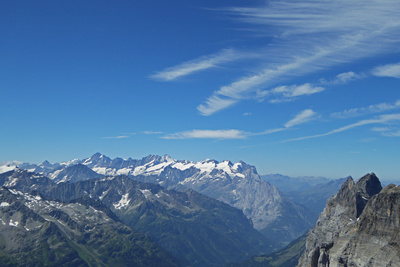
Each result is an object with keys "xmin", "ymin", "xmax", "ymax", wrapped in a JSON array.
[
  {"xmin": 0, "ymin": 164, "xmax": 18, "ymax": 174},
  {"xmin": 161, "ymin": 154, "xmax": 173, "ymax": 162},
  {"xmin": 60, "ymin": 158, "xmax": 80, "ymax": 167}
]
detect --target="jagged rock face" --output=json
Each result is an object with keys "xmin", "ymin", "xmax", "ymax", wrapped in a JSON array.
[{"xmin": 297, "ymin": 173, "xmax": 400, "ymax": 267}]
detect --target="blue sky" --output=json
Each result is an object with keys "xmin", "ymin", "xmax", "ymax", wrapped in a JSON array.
[{"xmin": 1, "ymin": 0, "xmax": 400, "ymax": 180}]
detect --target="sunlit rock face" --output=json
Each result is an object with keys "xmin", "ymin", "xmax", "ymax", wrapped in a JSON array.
[{"xmin": 298, "ymin": 173, "xmax": 400, "ymax": 267}]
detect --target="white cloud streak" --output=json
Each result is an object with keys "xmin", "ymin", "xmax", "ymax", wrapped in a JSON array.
[
  {"xmin": 162, "ymin": 129, "xmax": 248, "ymax": 140},
  {"xmin": 264, "ymin": 83, "xmax": 325, "ymax": 103},
  {"xmin": 163, "ymin": 108, "xmax": 316, "ymax": 139},
  {"xmin": 382, "ymin": 130, "xmax": 400, "ymax": 137},
  {"xmin": 273, "ymin": 84, "xmax": 324, "ymax": 98},
  {"xmin": 284, "ymin": 113, "xmax": 400, "ymax": 142},
  {"xmin": 370, "ymin": 126, "xmax": 400, "ymax": 137},
  {"xmin": 253, "ymin": 127, "xmax": 287, "ymax": 136},
  {"xmin": 196, "ymin": 0, "xmax": 400, "ymax": 115},
  {"xmin": 371, "ymin": 62, "xmax": 400, "ymax": 78},
  {"xmin": 371, "ymin": 127, "xmax": 391, "ymax": 132},
  {"xmin": 101, "ymin": 136, "xmax": 130, "ymax": 139},
  {"xmin": 319, "ymin": 71, "xmax": 365, "ymax": 85},
  {"xmin": 197, "ymin": 96, "xmax": 238, "ymax": 116},
  {"xmin": 284, "ymin": 109, "xmax": 317, "ymax": 128},
  {"xmin": 150, "ymin": 49, "xmax": 255, "ymax": 81},
  {"xmin": 143, "ymin": 131, "xmax": 164, "ymax": 135},
  {"xmin": 227, "ymin": 0, "xmax": 400, "ymax": 37},
  {"xmin": 334, "ymin": 71, "xmax": 363, "ymax": 84},
  {"xmin": 331, "ymin": 99, "xmax": 400, "ymax": 118}
]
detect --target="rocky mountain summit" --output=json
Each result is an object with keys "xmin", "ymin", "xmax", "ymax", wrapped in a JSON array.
[
  {"xmin": 298, "ymin": 173, "xmax": 400, "ymax": 266},
  {"xmin": 1, "ymin": 153, "xmax": 314, "ymax": 247}
]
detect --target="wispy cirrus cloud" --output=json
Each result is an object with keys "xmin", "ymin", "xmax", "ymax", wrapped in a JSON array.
[
  {"xmin": 334, "ymin": 71, "xmax": 364, "ymax": 84},
  {"xmin": 101, "ymin": 135, "xmax": 130, "ymax": 139},
  {"xmin": 371, "ymin": 62, "xmax": 400, "ymax": 79},
  {"xmin": 226, "ymin": 0, "xmax": 400, "ymax": 38},
  {"xmin": 272, "ymin": 84, "xmax": 324, "ymax": 98},
  {"xmin": 284, "ymin": 109, "xmax": 317, "ymax": 128},
  {"xmin": 319, "ymin": 71, "xmax": 365, "ymax": 85},
  {"xmin": 371, "ymin": 127, "xmax": 391, "ymax": 132},
  {"xmin": 253, "ymin": 70, "xmax": 365, "ymax": 104},
  {"xmin": 331, "ymin": 99, "xmax": 400, "ymax": 118},
  {"xmin": 265, "ymin": 83, "xmax": 325, "ymax": 103},
  {"xmin": 197, "ymin": 53, "xmax": 328, "ymax": 114},
  {"xmin": 198, "ymin": 96, "xmax": 238, "ymax": 116},
  {"xmin": 284, "ymin": 113, "xmax": 400, "ymax": 142},
  {"xmin": 254, "ymin": 109, "xmax": 318, "ymax": 135},
  {"xmin": 143, "ymin": 131, "xmax": 164, "ymax": 135},
  {"xmin": 371, "ymin": 126, "xmax": 400, "ymax": 137},
  {"xmin": 382, "ymin": 130, "xmax": 400, "ymax": 137},
  {"xmin": 162, "ymin": 129, "xmax": 248, "ymax": 140},
  {"xmin": 163, "ymin": 109, "xmax": 316, "ymax": 139},
  {"xmin": 150, "ymin": 48, "xmax": 256, "ymax": 81},
  {"xmin": 193, "ymin": 0, "xmax": 400, "ymax": 115}
]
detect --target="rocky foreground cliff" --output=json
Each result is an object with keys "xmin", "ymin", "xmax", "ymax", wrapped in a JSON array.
[{"xmin": 298, "ymin": 173, "xmax": 400, "ymax": 266}]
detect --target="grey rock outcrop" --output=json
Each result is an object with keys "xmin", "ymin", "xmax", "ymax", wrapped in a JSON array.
[{"xmin": 298, "ymin": 173, "xmax": 400, "ymax": 266}]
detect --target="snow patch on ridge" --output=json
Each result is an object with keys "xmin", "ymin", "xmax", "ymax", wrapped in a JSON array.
[
  {"xmin": 146, "ymin": 161, "xmax": 174, "ymax": 174},
  {"xmin": 9, "ymin": 219, "xmax": 19, "ymax": 227},
  {"xmin": 140, "ymin": 189, "xmax": 153, "ymax": 199},
  {"xmin": 172, "ymin": 162, "xmax": 194, "ymax": 171},
  {"xmin": 113, "ymin": 193, "xmax": 131, "ymax": 209},
  {"xmin": 99, "ymin": 189, "xmax": 111, "ymax": 200},
  {"xmin": 5, "ymin": 178, "xmax": 19, "ymax": 187},
  {"xmin": 116, "ymin": 168, "xmax": 132, "ymax": 175},
  {"xmin": 48, "ymin": 169, "xmax": 63, "ymax": 180},
  {"xmin": 0, "ymin": 165, "xmax": 17, "ymax": 174},
  {"xmin": 60, "ymin": 159, "xmax": 79, "ymax": 166}
]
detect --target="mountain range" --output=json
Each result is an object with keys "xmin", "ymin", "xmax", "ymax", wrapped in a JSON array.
[
  {"xmin": 2, "ymin": 154, "xmax": 398, "ymax": 266},
  {"xmin": 0, "ymin": 168, "xmax": 271, "ymax": 266},
  {"xmin": 1, "ymin": 153, "xmax": 315, "ymax": 247}
]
